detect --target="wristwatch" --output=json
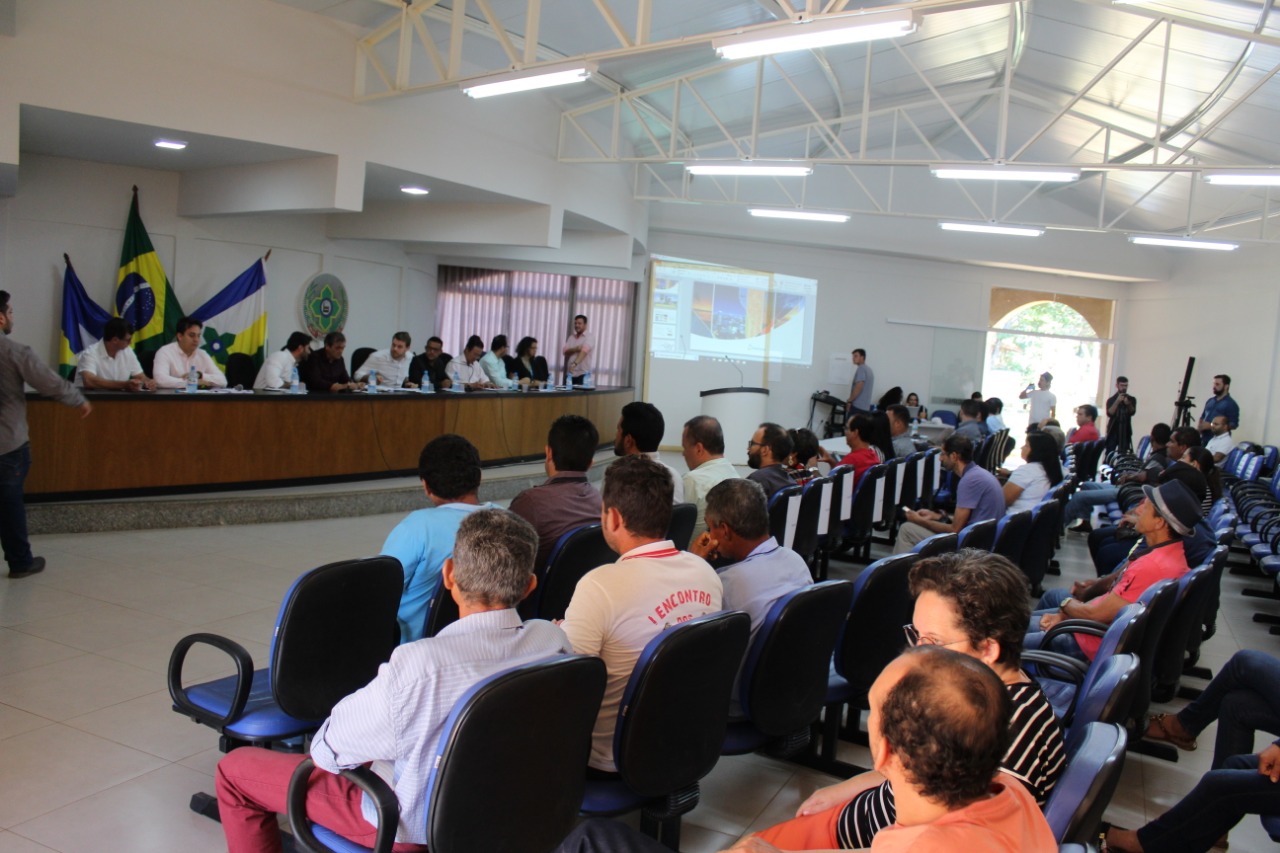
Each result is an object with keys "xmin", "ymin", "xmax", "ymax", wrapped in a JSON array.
[{"xmin": 1058, "ymin": 596, "xmax": 1075, "ymax": 612}]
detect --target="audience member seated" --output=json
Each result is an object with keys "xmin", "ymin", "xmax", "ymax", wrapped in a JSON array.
[
  {"xmin": 407, "ymin": 336, "xmax": 452, "ymax": 390},
  {"xmin": 1183, "ymin": 446, "xmax": 1223, "ymax": 513},
  {"xmin": 214, "ymin": 508, "xmax": 569, "ymax": 853},
  {"xmin": 353, "ymin": 331, "xmax": 414, "ymax": 388},
  {"xmin": 1205, "ymin": 416, "xmax": 1236, "ymax": 463},
  {"xmin": 510, "ymin": 414, "xmax": 603, "ymax": 572},
  {"xmin": 152, "ymin": 316, "xmax": 228, "ymax": 389},
  {"xmin": 999, "ymin": 433, "xmax": 1062, "ymax": 515},
  {"xmin": 894, "ymin": 435, "xmax": 1005, "ymax": 554},
  {"xmin": 986, "ymin": 397, "xmax": 1006, "ymax": 434},
  {"xmin": 754, "ymin": 551, "xmax": 1065, "ymax": 849},
  {"xmin": 381, "ymin": 434, "xmax": 494, "ymax": 642},
  {"xmin": 478, "ymin": 334, "xmax": 517, "ymax": 389},
  {"xmin": 905, "ymin": 391, "xmax": 928, "ymax": 421},
  {"xmin": 1039, "ymin": 419, "xmax": 1066, "ymax": 452},
  {"xmin": 1027, "ymin": 479, "xmax": 1200, "ymax": 661},
  {"xmin": 253, "ymin": 331, "xmax": 311, "ymax": 390},
  {"xmin": 561, "ymin": 455, "xmax": 722, "ymax": 772},
  {"xmin": 740, "ymin": 645, "xmax": 1057, "ymax": 853},
  {"xmin": 510, "ymin": 336, "xmax": 550, "ymax": 387},
  {"xmin": 301, "ymin": 331, "xmax": 361, "ymax": 394},
  {"xmin": 817, "ymin": 414, "xmax": 888, "ymax": 486},
  {"xmin": 952, "ymin": 398, "xmax": 988, "ymax": 441},
  {"xmin": 1065, "ymin": 423, "xmax": 1170, "ymax": 532},
  {"xmin": 1068, "ymin": 405, "xmax": 1100, "ymax": 444},
  {"xmin": 76, "ymin": 317, "xmax": 154, "ymax": 391},
  {"xmin": 690, "ymin": 477, "xmax": 812, "ymax": 714},
  {"xmin": 682, "ymin": 415, "xmax": 741, "ymax": 536},
  {"xmin": 447, "ymin": 335, "xmax": 495, "ymax": 390},
  {"xmin": 787, "ymin": 427, "xmax": 821, "ymax": 484},
  {"xmin": 611, "ymin": 401, "xmax": 683, "ymax": 503},
  {"xmin": 887, "ymin": 405, "xmax": 916, "ymax": 459},
  {"xmin": 746, "ymin": 422, "xmax": 796, "ymax": 497}
]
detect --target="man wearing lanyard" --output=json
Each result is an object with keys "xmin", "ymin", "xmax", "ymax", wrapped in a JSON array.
[
  {"xmin": 691, "ymin": 478, "xmax": 812, "ymax": 715},
  {"xmin": 560, "ymin": 455, "xmax": 723, "ymax": 773},
  {"xmin": 562, "ymin": 314, "xmax": 594, "ymax": 385}
]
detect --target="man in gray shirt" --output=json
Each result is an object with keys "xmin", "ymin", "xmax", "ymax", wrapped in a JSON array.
[
  {"xmin": 0, "ymin": 291, "xmax": 92, "ymax": 578},
  {"xmin": 847, "ymin": 348, "xmax": 875, "ymax": 415}
]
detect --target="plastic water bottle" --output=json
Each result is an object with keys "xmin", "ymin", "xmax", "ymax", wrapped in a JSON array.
[
  {"xmin": 366, "ymin": 369, "xmax": 378, "ymax": 394},
  {"xmin": 289, "ymin": 366, "xmax": 300, "ymax": 394},
  {"xmin": 423, "ymin": 376, "xmax": 433, "ymax": 394},
  {"xmin": 186, "ymin": 364, "xmax": 198, "ymax": 393},
  {"xmin": 583, "ymin": 371, "xmax": 594, "ymax": 389}
]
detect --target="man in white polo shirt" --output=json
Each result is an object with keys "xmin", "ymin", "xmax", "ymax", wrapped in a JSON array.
[
  {"xmin": 76, "ymin": 318, "xmax": 154, "ymax": 391},
  {"xmin": 354, "ymin": 331, "xmax": 414, "ymax": 388}
]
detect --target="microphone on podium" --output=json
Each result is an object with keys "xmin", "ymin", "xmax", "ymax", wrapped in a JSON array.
[{"xmin": 724, "ymin": 355, "xmax": 744, "ymax": 387}]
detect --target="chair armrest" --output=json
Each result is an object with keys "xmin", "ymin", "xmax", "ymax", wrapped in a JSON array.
[
  {"xmin": 287, "ymin": 757, "xmax": 399, "ymax": 853},
  {"xmin": 1042, "ymin": 618, "xmax": 1107, "ymax": 645},
  {"xmin": 167, "ymin": 632, "xmax": 255, "ymax": 728},
  {"xmin": 1022, "ymin": 649, "xmax": 1089, "ymax": 684}
]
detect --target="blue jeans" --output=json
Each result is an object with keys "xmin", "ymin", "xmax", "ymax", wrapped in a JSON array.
[
  {"xmin": 1064, "ymin": 482, "xmax": 1117, "ymax": 525},
  {"xmin": 0, "ymin": 443, "xmax": 33, "ymax": 570},
  {"xmin": 1024, "ymin": 589, "xmax": 1090, "ymax": 661},
  {"xmin": 1137, "ymin": 753, "xmax": 1280, "ymax": 853},
  {"xmin": 1178, "ymin": 650, "xmax": 1280, "ymax": 769}
]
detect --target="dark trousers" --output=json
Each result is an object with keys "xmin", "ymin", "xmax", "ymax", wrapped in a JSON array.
[
  {"xmin": 1179, "ymin": 649, "xmax": 1280, "ymax": 768},
  {"xmin": 554, "ymin": 819, "xmax": 667, "ymax": 853},
  {"xmin": 1137, "ymin": 753, "xmax": 1279, "ymax": 853},
  {"xmin": 0, "ymin": 443, "xmax": 34, "ymax": 570}
]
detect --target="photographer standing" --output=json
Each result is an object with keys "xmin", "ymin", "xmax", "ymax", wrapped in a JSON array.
[{"xmin": 1106, "ymin": 376, "xmax": 1137, "ymax": 455}]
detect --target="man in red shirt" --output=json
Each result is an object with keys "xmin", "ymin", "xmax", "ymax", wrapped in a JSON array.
[{"xmin": 1068, "ymin": 404, "xmax": 1100, "ymax": 444}]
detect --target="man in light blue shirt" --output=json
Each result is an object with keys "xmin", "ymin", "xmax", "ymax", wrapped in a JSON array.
[
  {"xmin": 691, "ymin": 478, "xmax": 812, "ymax": 715},
  {"xmin": 381, "ymin": 434, "xmax": 494, "ymax": 642},
  {"xmin": 478, "ymin": 334, "xmax": 517, "ymax": 389},
  {"xmin": 215, "ymin": 508, "xmax": 570, "ymax": 853}
]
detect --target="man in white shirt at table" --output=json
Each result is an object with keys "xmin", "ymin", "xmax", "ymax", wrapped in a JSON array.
[
  {"xmin": 76, "ymin": 318, "xmax": 154, "ymax": 391},
  {"xmin": 354, "ymin": 331, "xmax": 415, "ymax": 388},
  {"xmin": 253, "ymin": 332, "xmax": 312, "ymax": 390},
  {"xmin": 152, "ymin": 316, "xmax": 227, "ymax": 389},
  {"xmin": 447, "ymin": 336, "xmax": 495, "ymax": 391},
  {"xmin": 478, "ymin": 334, "xmax": 518, "ymax": 390},
  {"xmin": 563, "ymin": 314, "xmax": 594, "ymax": 386}
]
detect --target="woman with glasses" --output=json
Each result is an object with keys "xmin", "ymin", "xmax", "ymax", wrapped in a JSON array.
[{"xmin": 750, "ymin": 550, "xmax": 1065, "ymax": 849}]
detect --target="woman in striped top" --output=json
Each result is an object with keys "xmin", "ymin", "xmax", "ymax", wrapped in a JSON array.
[{"xmin": 752, "ymin": 550, "xmax": 1066, "ymax": 849}]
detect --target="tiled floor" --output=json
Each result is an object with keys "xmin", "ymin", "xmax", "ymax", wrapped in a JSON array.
[{"xmin": 0, "ymin": 504, "xmax": 1277, "ymax": 851}]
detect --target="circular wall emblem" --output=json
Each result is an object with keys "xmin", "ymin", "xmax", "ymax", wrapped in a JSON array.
[{"xmin": 301, "ymin": 273, "xmax": 348, "ymax": 339}]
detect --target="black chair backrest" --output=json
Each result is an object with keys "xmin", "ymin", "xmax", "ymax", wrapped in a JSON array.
[
  {"xmin": 913, "ymin": 531, "xmax": 957, "ymax": 558},
  {"xmin": 835, "ymin": 553, "xmax": 918, "ymax": 709},
  {"xmin": 741, "ymin": 581, "xmax": 854, "ymax": 735},
  {"xmin": 271, "ymin": 556, "xmax": 403, "ymax": 720},
  {"xmin": 791, "ymin": 478, "xmax": 826, "ymax": 563},
  {"xmin": 896, "ymin": 453, "xmax": 920, "ymax": 511},
  {"xmin": 957, "ymin": 517, "xmax": 997, "ymax": 551},
  {"xmin": 531, "ymin": 524, "xmax": 617, "ymax": 621},
  {"xmin": 1045, "ymin": 722, "xmax": 1128, "ymax": 845},
  {"xmin": 825, "ymin": 464, "xmax": 854, "ymax": 532},
  {"xmin": 427, "ymin": 655, "xmax": 607, "ymax": 853},
  {"xmin": 844, "ymin": 465, "xmax": 888, "ymax": 547},
  {"xmin": 878, "ymin": 459, "xmax": 900, "ymax": 526},
  {"xmin": 992, "ymin": 510, "xmax": 1033, "ymax": 565},
  {"xmin": 615, "ymin": 611, "xmax": 750, "ymax": 797},
  {"xmin": 1152, "ymin": 564, "xmax": 1219, "ymax": 691},
  {"xmin": 1127, "ymin": 577, "xmax": 1181, "ymax": 723},
  {"xmin": 1021, "ymin": 500, "xmax": 1061, "ymax": 591},
  {"xmin": 667, "ymin": 502, "xmax": 698, "ymax": 551},
  {"xmin": 1069, "ymin": 654, "xmax": 1140, "ymax": 740},
  {"xmin": 423, "ymin": 582, "xmax": 461, "ymax": 638},
  {"xmin": 224, "ymin": 352, "xmax": 257, "ymax": 388},
  {"xmin": 350, "ymin": 346, "xmax": 375, "ymax": 375},
  {"xmin": 919, "ymin": 449, "xmax": 939, "ymax": 508},
  {"xmin": 138, "ymin": 348, "xmax": 157, "ymax": 380},
  {"xmin": 768, "ymin": 485, "xmax": 804, "ymax": 548}
]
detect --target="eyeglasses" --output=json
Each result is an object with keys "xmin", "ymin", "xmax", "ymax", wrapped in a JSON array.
[
  {"xmin": 903, "ymin": 623, "xmax": 968, "ymax": 648},
  {"xmin": 747, "ymin": 439, "xmax": 764, "ymax": 448}
]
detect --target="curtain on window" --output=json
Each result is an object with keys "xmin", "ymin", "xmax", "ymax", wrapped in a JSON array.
[
  {"xmin": 574, "ymin": 277, "xmax": 635, "ymax": 386},
  {"xmin": 436, "ymin": 267, "xmax": 510, "ymax": 356},
  {"xmin": 508, "ymin": 271, "xmax": 573, "ymax": 376}
]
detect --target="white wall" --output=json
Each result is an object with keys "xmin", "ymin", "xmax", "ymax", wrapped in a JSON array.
[
  {"xmin": 1121, "ymin": 247, "xmax": 1280, "ymax": 445},
  {"xmin": 645, "ymin": 231, "xmax": 1130, "ymax": 448},
  {"xmin": 0, "ymin": 155, "xmax": 438, "ymax": 363}
]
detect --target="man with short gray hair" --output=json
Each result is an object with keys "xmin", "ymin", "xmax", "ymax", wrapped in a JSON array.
[
  {"xmin": 215, "ymin": 508, "xmax": 570, "ymax": 853},
  {"xmin": 682, "ymin": 415, "xmax": 740, "ymax": 536}
]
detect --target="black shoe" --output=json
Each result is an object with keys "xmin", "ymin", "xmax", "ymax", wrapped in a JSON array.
[
  {"xmin": 8, "ymin": 556, "xmax": 45, "ymax": 579},
  {"xmin": 1067, "ymin": 520, "xmax": 1093, "ymax": 533}
]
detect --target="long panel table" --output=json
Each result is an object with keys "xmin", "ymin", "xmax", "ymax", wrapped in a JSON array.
[{"xmin": 26, "ymin": 386, "xmax": 634, "ymax": 499}]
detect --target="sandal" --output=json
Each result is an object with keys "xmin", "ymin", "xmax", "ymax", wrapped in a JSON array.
[{"xmin": 1145, "ymin": 712, "xmax": 1198, "ymax": 751}]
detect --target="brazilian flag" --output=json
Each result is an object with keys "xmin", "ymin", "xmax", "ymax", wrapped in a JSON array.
[{"xmin": 114, "ymin": 186, "xmax": 184, "ymax": 356}]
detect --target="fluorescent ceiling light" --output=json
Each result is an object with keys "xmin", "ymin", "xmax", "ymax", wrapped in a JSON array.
[
  {"xmin": 1128, "ymin": 234, "xmax": 1238, "ymax": 251},
  {"xmin": 461, "ymin": 62, "xmax": 596, "ymax": 98},
  {"xmin": 686, "ymin": 161, "xmax": 813, "ymax": 177},
  {"xmin": 400, "ymin": 185, "xmax": 430, "ymax": 196},
  {"xmin": 939, "ymin": 221, "xmax": 1044, "ymax": 237},
  {"xmin": 1202, "ymin": 171, "xmax": 1280, "ymax": 187},
  {"xmin": 931, "ymin": 165, "xmax": 1080, "ymax": 183},
  {"xmin": 713, "ymin": 10, "xmax": 918, "ymax": 59},
  {"xmin": 749, "ymin": 208, "xmax": 850, "ymax": 223},
  {"xmin": 154, "ymin": 139, "xmax": 187, "ymax": 150}
]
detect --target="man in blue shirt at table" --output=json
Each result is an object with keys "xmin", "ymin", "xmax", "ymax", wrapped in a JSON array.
[{"xmin": 381, "ymin": 434, "xmax": 494, "ymax": 642}]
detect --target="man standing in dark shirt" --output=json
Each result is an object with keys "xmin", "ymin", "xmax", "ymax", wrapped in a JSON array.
[
  {"xmin": 510, "ymin": 415, "xmax": 604, "ymax": 572},
  {"xmin": 408, "ymin": 336, "xmax": 453, "ymax": 390},
  {"xmin": 302, "ymin": 331, "xmax": 363, "ymax": 393},
  {"xmin": 746, "ymin": 422, "xmax": 795, "ymax": 498},
  {"xmin": 0, "ymin": 291, "xmax": 92, "ymax": 578},
  {"xmin": 1105, "ymin": 376, "xmax": 1136, "ymax": 454}
]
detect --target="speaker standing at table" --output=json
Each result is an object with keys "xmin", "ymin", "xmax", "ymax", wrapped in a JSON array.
[{"xmin": 562, "ymin": 314, "xmax": 593, "ymax": 386}]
